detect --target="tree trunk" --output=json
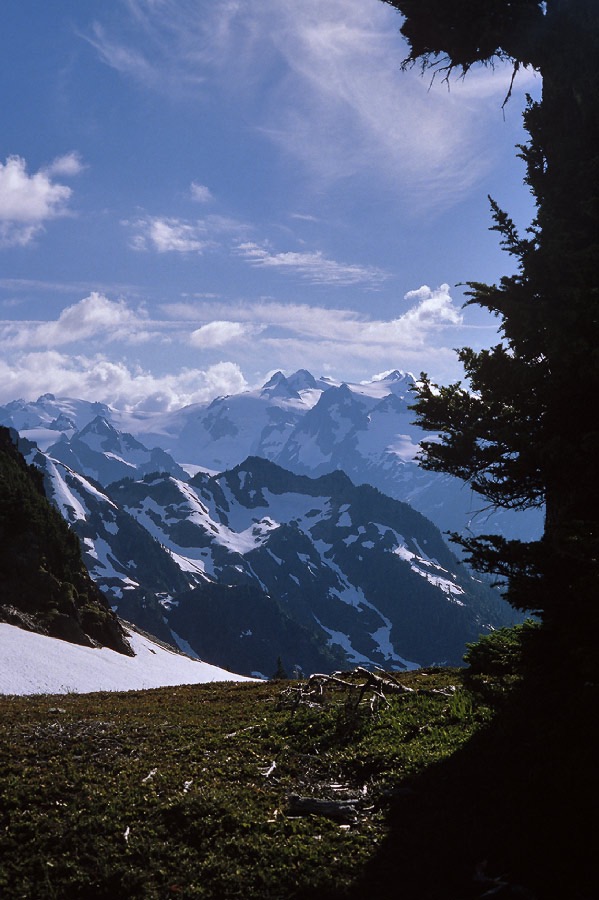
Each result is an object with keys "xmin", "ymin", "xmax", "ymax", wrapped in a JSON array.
[{"xmin": 536, "ymin": 0, "xmax": 599, "ymax": 645}]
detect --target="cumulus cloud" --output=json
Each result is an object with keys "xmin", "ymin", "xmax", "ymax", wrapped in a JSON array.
[
  {"xmin": 0, "ymin": 351, "xmax": 247, "ymax": 411},
  {"xmin": 0, "ymin": 285, "xmax": 475, "ymax": 409},
  {"xmin": 0, "ymin": 155, "xmax": 79, "ymax": 247},
  {"xmin": 1, "ymin": 293, "xmax": 147, "ymax": 348},
  {"xmin": 236, "ymin": 242, "xmax": 389, "ymax": 287},
  {"xmin": 401, "ymin": 284, "xmax": 463, "ymax": 330}
]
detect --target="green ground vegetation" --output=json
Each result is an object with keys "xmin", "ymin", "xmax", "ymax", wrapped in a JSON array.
[{"xmin": 1, "ymin": 636, "xmax": 596, "ymax": 899}]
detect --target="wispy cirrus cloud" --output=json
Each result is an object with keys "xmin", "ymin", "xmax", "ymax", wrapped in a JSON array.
[
  {"xmin": 124, "ymin": 214, "xmax": 385, "ymax": 287},
  {"xmin": 0, "ymin": 154, "xmax": 82, "ymax": 247},
  {"xmin": 87, "ymin": 0, "xmax": 539, "ymax": 211},
  {"xmin": 236, "ymin": 241, "xmax": 389, "ymax": 287},
  {"xmin": 164, "ymin": 283, "xmax": 461, "ymax": 347},
  {"xmin": 125, "ymin": 214, "xmax": 248, "ymax": 253},
  {"xmin": 1, "ymin": 284, "xmax": 462, "ymax": 359}
]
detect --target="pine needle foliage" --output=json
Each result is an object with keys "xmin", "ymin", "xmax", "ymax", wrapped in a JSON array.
[{"xmin": 381, "ymin": 1, "xmax": 599, "ymax": 669}]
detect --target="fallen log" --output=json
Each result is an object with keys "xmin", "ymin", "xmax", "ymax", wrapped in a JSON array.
[{"xmin": 286, "ymin": 793, "xmax": 360, "ymax": 823}]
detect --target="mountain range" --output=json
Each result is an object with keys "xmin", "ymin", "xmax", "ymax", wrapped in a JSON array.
[
  {"xmin": 0, "ymin": 371, "xmax": 529, "ymax": 677},
  {"xmin": 0, "ymin": 371, "xmax": 542, "ymax": 542}
]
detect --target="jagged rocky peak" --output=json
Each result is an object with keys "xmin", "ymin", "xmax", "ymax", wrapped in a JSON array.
[
  {"xmin": 261, "ymin": 369, "xmax": 322, "ymax": 397},
  {"xmin": 75, "ymin": 416, "xmax": 123, "ymax": 452},
  {"xmin": 49, "ymin": 413, "xmax": 77, "ymax": 431},
  {"xmin": 77, "ymin": 416, "xmax": 145, "ymax": 452},
  {"xmin": 313, "ymin": 382, "xmax": 367, "ymax": 419},
  {"xmin": 372, "ymin": 369, "xmax": 416, "ymax": 395},
  {"xmin": 222, "ymin": 455, "xmax": 353, "ymax": 503},
  {"xmin": 79, "ymin": 414, "xmax": 117, "ymax": 436},
  {"xmin": 260, "ymin": 371, "xmax": 301, "ymax": 400},
  {"xmin": 286, "ymin": 369, "xmax": 319, "ymax": 391}
]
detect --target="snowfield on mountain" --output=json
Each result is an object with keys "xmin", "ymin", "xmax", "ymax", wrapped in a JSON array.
[{"xmin": 0, "ymin": 623, "xmax": 253, "ymax": 695}]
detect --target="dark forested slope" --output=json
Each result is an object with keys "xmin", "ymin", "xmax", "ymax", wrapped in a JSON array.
[{"xmin": 0, "ymin": 426, "xmax": 131, "ymax": 655}]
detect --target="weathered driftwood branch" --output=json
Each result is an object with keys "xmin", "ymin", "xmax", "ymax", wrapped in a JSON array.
[
  {"xmin": 354, "ymin": 667, "xmax": 416, "ymax": 694},
  {"xmin": 286, "ymin": 793, "xmax": 360, "ymax": 823},
  {"xmin": 278, "ymin": 666, "xmax": 420, "ymax": 714}
]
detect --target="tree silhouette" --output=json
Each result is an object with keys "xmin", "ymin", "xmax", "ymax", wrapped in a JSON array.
[{"xmin": 381, "ymin": 1, "xmax": 599, "ymax": 669}]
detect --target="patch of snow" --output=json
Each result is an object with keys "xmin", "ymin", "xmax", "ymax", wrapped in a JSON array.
[
  {"xmin": 0, "ymin": 623, "xmax": 255, "ymax": 695},
  {"xmin": 313, "ymin": 619, "xmax": 373, "ymax": 666},
  {"xmin": 170, "ymin": 630, "xmax": 201, "ymax": 659},
  {"xmin": 393, "ymin": 545, "xmax": 414, "ymax": 562},
  {"xmin": 266, "ymin": 549, "xmax": 283, "ymax": 566},
  {"xmin": 44, "ymin": 459, "xmax": 88, "ymax": 522},
  {"xmin": 369, "ymin": 623, "xmax": 419, "ymax": 670},
  {"xmin": 82, "ymin": 537, "xmax": 97, "ymax": 558},
  {"xmin": 179, "ymin": 463, "xmax": 218, "ymax": 477},
  {"xmin": 166, "ymin": 550, "xmax": 207, "ymax": 576}
]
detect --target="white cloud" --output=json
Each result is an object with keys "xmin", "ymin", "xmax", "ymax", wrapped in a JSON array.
[
  {"xmin": 236, "ymin": 242, "xmax": 388, "ymax": 287},
  {"xmin": 190, "ymin": 181, "xmax": 213, "ymax": 203},
  {"xmin": 163, "ymin": 284, "xmax": 461, "ymax": 345},
  {"xmin": 189, "ymin": 321, "xmax": 252, "ymax": 348},
  {"xmin": 157, "ymin": 284, "xmax": 468, "ymax": 382},
  {"xmin": 401, "ymin": 284, "xmax": 463, "ymax": 331},
  {"xmin": 0, "ymin": 286, "xmax": 478, "ymax": 409},
  {"xmin": 127, "ymin": 214, "xmax": 247, "ymax": 253},
  {"xmin": 44, "ymin": 152, "xmax": 86, "ymax": 177},
  {"xmin": 1, "ymin": 293, "xmax": 147, "ymax": 348},
  {"xmin": 129, "ymin": 217, "xmax": 212, "ymax": 253},
  {"xmin": 0, "ymin": 155, "xmax": 77, "ymax": 246},
  {"xmin": 87, "ymin": 0, "xmax": 539, "ymax": 211},
  {"xmin": 0, "ymin": 351, "xmax": 247, "ymax": 411}
]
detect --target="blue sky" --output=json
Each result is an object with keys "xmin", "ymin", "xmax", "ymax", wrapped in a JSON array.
[{"xmin": 0, "ymin": 0, "xmax": 541, "ymax": 411}]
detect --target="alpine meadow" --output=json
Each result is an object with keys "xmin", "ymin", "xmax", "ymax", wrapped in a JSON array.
[{"xmin": 1, "ymin": 2, "xmax": 598, "ymax": 898}]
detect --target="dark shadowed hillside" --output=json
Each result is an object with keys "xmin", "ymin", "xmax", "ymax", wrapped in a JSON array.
[{"xmin": 0, "ymin": 427, "xmax": 131, "ymax": 655}]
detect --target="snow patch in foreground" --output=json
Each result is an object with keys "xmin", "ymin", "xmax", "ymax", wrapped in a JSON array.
[{"xmin": 0, "ymin": 624, "xmax": 255, "ymax": 696}]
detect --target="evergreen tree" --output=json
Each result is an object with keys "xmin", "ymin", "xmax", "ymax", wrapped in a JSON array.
[
  {"xmin": 272, "ymin": 656, "xmax": 288, "ymax": 680},
  {"xmin": 380, "ymin": 1, "xmax": 599, "ymax": 666}
]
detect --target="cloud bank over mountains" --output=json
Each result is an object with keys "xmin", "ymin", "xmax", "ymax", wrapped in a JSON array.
[
  {"xmin": 0, "ymin": 285, "xmax": 469, "ymax": 410},
  {"xmin": 1, "ymin": 0, "xmax": 540, "ymax": 415}
]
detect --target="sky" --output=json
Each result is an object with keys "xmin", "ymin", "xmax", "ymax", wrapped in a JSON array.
[{"xmin": 0, "ymin": 0, "xmax": 541, "ymax": 412}]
